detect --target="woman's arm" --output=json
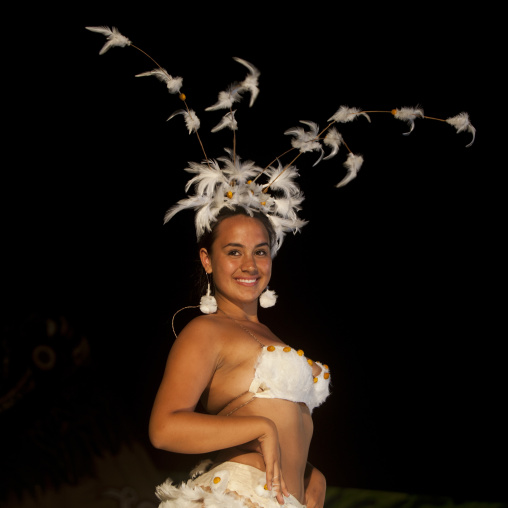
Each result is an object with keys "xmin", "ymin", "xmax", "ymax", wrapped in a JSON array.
[
  {"xmin": 304, "ymin": 462, "xmax": 327, "ymax": 508},
  {"xmin": 149, "ymin": 316, "xmax": 267, "ymax": 451},
  {"xmin": 148, "ymin": 316, "xmax": 289, "ymax": 502}
]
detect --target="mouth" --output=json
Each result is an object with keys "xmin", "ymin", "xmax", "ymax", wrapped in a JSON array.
[{"xmin": 235, "ymin": 278, "xmax": 260, "ymax": 287}]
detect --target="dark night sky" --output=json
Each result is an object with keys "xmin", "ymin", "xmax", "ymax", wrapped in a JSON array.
[{"xmin": 2, "ymin": 5, "xmax": 505, "ymax": 504}]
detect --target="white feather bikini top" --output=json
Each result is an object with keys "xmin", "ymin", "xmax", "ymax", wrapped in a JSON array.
[
  {"xmin": 250, "ymin": 345, "xmax": 331, "ymax": 413},
  {"xmin": 220, "ymin": 344, "xmax": 331, "ymax": 416}
]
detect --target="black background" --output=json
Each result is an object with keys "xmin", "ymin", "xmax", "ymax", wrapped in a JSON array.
[{"xmin": 2, "ymin": 4, "xmax": 505, "ymax": 505}]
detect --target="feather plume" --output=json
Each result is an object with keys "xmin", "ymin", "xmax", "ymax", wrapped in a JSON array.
[
  {"xmin": 189, "ymin": 459, "xmax": 213, "ymax": 479},
  {"xmin": 218, "ymin": 149, "xmax": 261, "ymax": 184},
  {"xmin": 163, "ymin": 195, "xmax": 210, "ymax": 225},
  {"xmin": 284, "ymin": 120, "xmax": 324, "ymax": 166},
  {"xmin": 194, "ymin": 198, "xmax": 231, "ymax": 238},
  {"xmin": 167, "ymin": 109, "xmax": 200, "ymax": 134},
  {"xmin": 184, "ymin": 160, "xmax": 228, "ymax": 195},
  {"xmin": 336, "ymin": 153, "xmax": 364, "ymax": 188},
  {"xmin": 85, "ymin": 26, "xmax": 131, "ymax": 55},
  {"xmin": 392, "ymin": 106, "xmax": 424, "ymax": 135},
  {"xmin": 328, "ymin": 106, "xmax": 371, "ymax": 123},
  {"xmin": 206, "ymin": 85, "xmax": 244, "ymax": 111},
  {"xmin": 272, "ymin": 194, "xmax": 306, "ymax": 220},
  {"xmin": 159, "ymin": 149, "xmax": 307, "ymax": 256},
  {"xmin": 323, "ymin": 127, "xmax": 344, "ymax": 160},
  {"xmin": 211, "ymin": 111, "xmax": 238, "ymax": 132},
  {"xmin": 446, "ymin": 112, "xmax": 476, "ymax": 147},
  {"xmin": 135, "ymin": 68, "xmax": 183, "ymax": 94},
  {"xmin": 233, "ymin": 57, "xmax": 260, "ymax": 107},
  {"xmin": 265, "ymin": 162, "xmax": 301, "ymax": 197}
]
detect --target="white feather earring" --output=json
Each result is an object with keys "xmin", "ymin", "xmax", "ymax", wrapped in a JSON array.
[
  {"xmin": 259, "ymin": 287, "xmax": 277, "ymax": 308},
  {"xmin": 200, "ymin": 274, "xmax": 217, "ymax": 314}
]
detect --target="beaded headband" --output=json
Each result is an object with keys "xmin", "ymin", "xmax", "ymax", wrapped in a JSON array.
[{"xmin": 86, "ymin": 26, "xmax": 476, "ymax": 256}]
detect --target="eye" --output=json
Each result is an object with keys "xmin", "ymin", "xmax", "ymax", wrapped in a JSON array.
[
  {"xmin": 255, "ymin": 249, "xmax": 269, "ymax": 257},
  {"xmin": 227, "ymin": 249, "xmax": 241, "ymax": 256}
]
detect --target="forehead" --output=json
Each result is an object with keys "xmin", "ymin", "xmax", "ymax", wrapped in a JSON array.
[{"xmin": 214, "ymin": 215, "xmax": 270, "ymax": 244}]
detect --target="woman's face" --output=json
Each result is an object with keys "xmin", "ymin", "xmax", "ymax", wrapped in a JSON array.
[{"xmin": 200, "ymin": 214, "xmax": 272, "ymax": 308}]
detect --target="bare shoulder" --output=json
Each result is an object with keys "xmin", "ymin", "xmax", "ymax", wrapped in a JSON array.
[{"xmin": 172, "ymin": 314, "xmax": 229, "ymax": 353}]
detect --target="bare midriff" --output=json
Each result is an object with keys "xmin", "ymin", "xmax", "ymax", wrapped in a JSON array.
[{"xmin": 215, "ymin": 397, "xmax": 313, "ymax": 504}]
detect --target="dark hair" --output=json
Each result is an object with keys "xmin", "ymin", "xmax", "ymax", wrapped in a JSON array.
[{"xmin": 195, "ymin": 206, "xmax": 276, "ymax": 297}]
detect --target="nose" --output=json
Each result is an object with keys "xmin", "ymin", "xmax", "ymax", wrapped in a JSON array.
[{"xmin": 241, "ymin": 254, "xmax": 257, "ymax": 272}]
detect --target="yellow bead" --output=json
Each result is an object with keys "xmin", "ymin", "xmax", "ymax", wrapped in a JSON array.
[
  {"xmin": 297, "ymin": 349, "xmax": 304, "ymax": 356},
  {"xmin": 391, "ymin": 108, "xmax": 397, "ymax": 115},
  {"xmin": 261, "ymin": 201, "xmax": 266, "ymax": 206},
  {"xmin": 283, "ymin": 346, "xmax": 291, "ymax": 353},
  {"xmin": 179, "ymin": 93, "xmax": 186, "ymax": 101},
  {"xmin": 247, "ymin": 180, "xmax": 252, "ymax": 184},
  {"xmin": 307, "ymin": 359, "xmax": 313, "ymax": 365},
  {"xmin": 267, "ymin": 345, "xmax": 275, "ymax": 352},
  {"xmin": 226, "ymin": 191, "xmax": 233, "ymax": 199},
  {"xmin": 324, "ymin": 372, "xmax": 330, "ymax": 380},
  {"xmin": 213, "ymin": 477, "xmax": 221, "ymax": 484},
  {"xmin": 313, "ymin": 377, "xmax": 318, "ymax": 383},
  {"xmin": 323, "ymin": 364, "xmax": 329, "ymax": 370},
  {"xmin": 264, "ymin": 484, "xmax": 268, "ymax": 490}
]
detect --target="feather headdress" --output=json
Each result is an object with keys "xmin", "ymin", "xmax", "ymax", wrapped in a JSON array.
[{"xmin": 86, "ymin": 26, "xmax": 476, "ymax": 254}]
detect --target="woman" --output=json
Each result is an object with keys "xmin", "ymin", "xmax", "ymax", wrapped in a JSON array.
[{"xmin": 149, "ymin": 207, "xmax": 331, "ymax": 508}]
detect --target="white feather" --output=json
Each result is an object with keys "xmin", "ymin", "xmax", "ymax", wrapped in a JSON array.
[
  {"xmin": 184, "ymin": 160, "xmax": 228, "ymax": 195},
  {"xmin": 167, "ymin": 109, "xmax": 200, "ymax": 134},
  {"xmin": 273, "ymin": 194, "xmax": 305, "ymax": 219},
  {"xmin": 336, "ymin": 153, "xmax": 364, "ymax": 188},
  {"xmin": 328, "ymin": 105, "xmax": 371, "ymax": 123},
  {"xmin": 284, "ymin": 120, "xmax": 324, "ymax": 165},
  {"xmin": 194, "ymin": 198, "xmax": 229, "ymax": 238},
  {"xmin": 189, "ymin": 459, "xmax": 213, "ymax": 479},
  {"xmin": 163, "ymin": 195, "xmax": 210, "ymax": 225},
  {"xmin": 218, "ymin": 149, "xmax": 261, "ymax": 184},
  {"xmin": 205, "ymin": 85, "xmax": 244, "ymax": 111},
  {"xmin": 211, "ymin": 111, "xmax": 238, "ymax": 132},
  {"xmin": 135, "ymin": 68, "xmax": 183, "ymax": 94},
  {"xmin": 446, "ymin": 112, "xmax": 476, "ymax": 147},
  {"xmin": 233, "ymin": 57, "xmax": 260, "ymax": 107},
  {"xmin": 323, "ymin": 127, "xmax": 344, "ymax": 160},
  {"xmin": 392, "ymin": 106, "xmax": 424, "ymax": 135},
  {"xmin": 85, "ymin": 26, "xmax": 131, "ymax": 55},
  {"xmin": 265, "ymin": 162, "xmax": 301, "ymax": 197}
]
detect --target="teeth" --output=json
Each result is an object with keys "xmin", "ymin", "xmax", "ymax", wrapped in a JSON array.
[{"xmin": 237, "ymin": 279, "xmax": 257, "ymax": 283}]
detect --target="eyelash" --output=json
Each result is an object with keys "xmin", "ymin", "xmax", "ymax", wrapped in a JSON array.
[{"xmin": 227, "ymin": 249, "xmax": 268, "ymax": 257}]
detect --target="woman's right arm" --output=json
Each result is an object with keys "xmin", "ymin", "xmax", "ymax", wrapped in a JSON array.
[
  {"xmin": 148, "ymin": 317, "xmax": 288, "ymax": 502},
  {"xmin": 149, "ymin": 317, "xmax": 267, "ymax": 450}
]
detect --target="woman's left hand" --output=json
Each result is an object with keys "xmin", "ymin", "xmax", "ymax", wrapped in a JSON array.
[{"xmin": 304, "ymin": 464, "xmax": 326, "ymax": 508}]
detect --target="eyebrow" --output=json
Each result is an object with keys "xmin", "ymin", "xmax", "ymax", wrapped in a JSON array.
[{"xmin": 222, "ymin": 242, "xmax": 270, "ymax": 249}]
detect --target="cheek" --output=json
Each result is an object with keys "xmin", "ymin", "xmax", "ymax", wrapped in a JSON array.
[
  {"xmin": 211, "ymin": 257, "xmax": 236, "ymax": 276},
  {"xmin": 260, "ymin": 258, "xmax": 272, "ymax": 276}
]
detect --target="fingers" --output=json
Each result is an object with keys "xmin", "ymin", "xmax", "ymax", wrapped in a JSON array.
[
  {"xmin": 266, "ymin": 467, "xmax": 289, "ymax": 504},
  {"xmin": 258, "ymin": 420, "xmax": 289, "ymax": 504}
]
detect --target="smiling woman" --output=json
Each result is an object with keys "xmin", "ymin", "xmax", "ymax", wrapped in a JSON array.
[
  {"xmin": 83, "ymin": 23, "xmax": 487, "ymax": 506},
  {"xmin": 149, "ymin": 205, "xmax": 331, "ymax": 508},
  {"xmin": 200, "ymin": 213, "xmax": 272, "ymax": 307}
]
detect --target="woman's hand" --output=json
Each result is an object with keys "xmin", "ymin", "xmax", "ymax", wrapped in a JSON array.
[
  {"xmin": 257, "ymin": 420, "xmax": 290, "ymax": 505},
  {"xmin": 304, "ymin": 463, "xmax": 327, "ymax": 508}
]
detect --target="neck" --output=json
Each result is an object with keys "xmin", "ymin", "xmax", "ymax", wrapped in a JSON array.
[{"xmin": 215, "ymin": 294, "xmax": 259, "ymax": 322}]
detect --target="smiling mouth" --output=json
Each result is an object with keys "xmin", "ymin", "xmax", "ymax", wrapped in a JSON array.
[{"xmin": 235, "ymin": 278, "xmax": 259, "ymax": 285}]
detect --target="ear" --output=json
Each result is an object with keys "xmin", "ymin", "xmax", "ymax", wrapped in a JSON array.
[{"xmin": 200, "ymin": 248, "xmax": 212, "ymax": 274}]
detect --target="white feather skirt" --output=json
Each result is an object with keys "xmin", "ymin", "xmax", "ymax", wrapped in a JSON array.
[{"xmin": 155, "ymin": 460, "xmax": 305, "ymax": 508}]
